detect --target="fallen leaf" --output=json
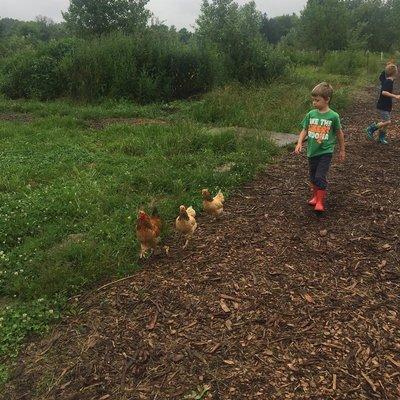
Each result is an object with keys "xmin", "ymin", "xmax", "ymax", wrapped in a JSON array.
[
  {"xmin": 173, "ymin": 354, "xmax": 184, "ymax": 362},
  {"xmin": 382, "ymin": 244, "xmax": 391, "ymax": 251},
  {"xmin": 223, "ymin": 359, "xmax": 235, "ymax": 365},
  {"xmin": 320, "ymin": 229, "xmax": 328, "ymax": 237},
  {"xmin": 225, "ymin": 320, "xmax": 232, "ymax": 330},
  {"xmin": 304, "ymin": 293, "xmax": 315, "ymax": 303},
  {"xmin": 146, "ymin": 312, "xmax": 158, "ymax": 330}
]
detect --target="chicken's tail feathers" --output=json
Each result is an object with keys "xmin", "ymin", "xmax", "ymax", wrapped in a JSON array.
[
  {"xmin": 187, "ymin": 206, "xmax": 196, "ymax": 217},
  {"xmin": 215, "ymin": 190, "xmax": 225, "ymax": 203}
]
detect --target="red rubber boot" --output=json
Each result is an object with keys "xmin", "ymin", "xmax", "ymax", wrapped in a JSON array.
[
  {"xmin": 308, "ymin": 185, "xmax": 318, "ymax": 206},
  {"xmin": 314, "ymin": 189, "xmax": 327, "ymax": 212}
]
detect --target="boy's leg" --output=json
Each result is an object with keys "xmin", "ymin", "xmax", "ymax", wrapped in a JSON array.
[
  {"xmin": 314, "ymin": 154, "xmax": 332, "ymax": 212},
  {"xmin": 378, "ymin": 130, "xmax": 388, "ymax": 144},
  {"xmin": 309, "ymin": 156, "xmax": 319, "ymax": 184},
  {"xmin": 308, "ymin": 156, "xmax": 319, "ymax": 205},
  {"xmin": 314, "ymin": 154, "xmax": 332, "ymax": 190},
  {"xmin": 368, "ymin": 110, "xmax": 391, "ymax": 141},
  {"xmin": 378, "ymin": 111, "xmax": 391, "ymax": 144},
  {"xmin": 366, "ymin": 122, "xmax": 379, "ymax": 139}
]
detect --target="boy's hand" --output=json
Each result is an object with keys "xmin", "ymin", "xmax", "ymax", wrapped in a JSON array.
[
  {"xmin": 396, "ymin": 95, "xmax": 400, "ymax": 100},
  {"xmin": 338, "ymin": 149, "xmax": 345, "ymax": 162},
  {"xmin": 294, "ymin": 143, "xmax": 303, "ymax": 154}
]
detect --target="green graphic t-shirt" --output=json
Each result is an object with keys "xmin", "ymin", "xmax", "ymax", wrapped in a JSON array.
[{"xmin": 301, "ymin": 109, "xmax": 341, "ymax": 158}]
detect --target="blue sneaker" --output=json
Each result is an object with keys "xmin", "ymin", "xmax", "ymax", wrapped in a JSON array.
[
  {"xmin": 378, "ymin": 132, "xmax": 388, "ymax": 145},
  {"xmin": 366, "ymin": 123, "xmax": 377, "ymax": 139}
]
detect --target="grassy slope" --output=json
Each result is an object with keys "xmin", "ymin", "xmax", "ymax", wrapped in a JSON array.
[{"xmin": 0, "ymin": 65, "xmax": 375, "ymax": 382}]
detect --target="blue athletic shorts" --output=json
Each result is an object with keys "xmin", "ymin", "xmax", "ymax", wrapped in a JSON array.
[{"xmin": 378, "ymin": 110, "xmax": 391, "ymax": 121}]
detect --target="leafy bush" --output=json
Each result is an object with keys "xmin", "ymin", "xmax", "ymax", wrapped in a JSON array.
[
  {"xmin": 279, "ymin": 47, "xmax": 321, "ymax": 67},
  {"xmin": 0, "ymin": 39, "xmax": 78, "ymax": 100},
  {"xmin": 62, "ymin": 33, "xmax": 223, "ymax": 102},
  {"xmin": 323, "ymin": 51, "xmax": 365, "ymax": 75},
  {"xmin": 0, "ymin": 33, "xmax": 224, "ymax": 102}
]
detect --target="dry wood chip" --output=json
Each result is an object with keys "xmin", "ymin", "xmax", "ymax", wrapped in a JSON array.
[
  {"xmin": 220, "ymin": 294, "xmax": 241, "ymax": 302},
  {"xmin": 209, "ymin": 343, "xmax": 222, "ymax": 354},
  {"xmin": 378, "ymin": 260, "xmax": 387, "ymax": 268},
  {"xmin": 361, "ymin": 371, "xmax": 377, "ymax": 392},
  {"xmin": 386, "ymin": 355, "xmax": 400, "ymax": 368},
  {"xmin": 220, "ymin": 299, "xmax": 231, "ymax": 313}
]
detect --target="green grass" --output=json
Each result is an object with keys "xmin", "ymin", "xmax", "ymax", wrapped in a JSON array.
[
  {"xmin": 0, "ymin": 113, "xmax": 280, "ymax": 374},
  {"xmin": 182, "ymin": 66, "xmax": 353, "ymax": 132},
  {"xmin": 0, "ymin": 64, "xmax": 377, "ymax": 384}
]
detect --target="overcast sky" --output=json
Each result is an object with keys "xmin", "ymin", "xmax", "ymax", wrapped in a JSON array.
[{"xmin": 0, "ymin": 0, "xmax": 307, "ymax": 29}]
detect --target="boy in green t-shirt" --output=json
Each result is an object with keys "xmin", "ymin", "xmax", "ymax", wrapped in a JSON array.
[{"xmin": 295, "ymin": 82, "xmax": 346, "ymax": 212}]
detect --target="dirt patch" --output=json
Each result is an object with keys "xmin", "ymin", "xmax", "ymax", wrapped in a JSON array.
[
  {"xmin": 87, "ymin": 118, "xmax": 169, "ymax": 130},
  {"xmin": 208, "ymin": 127, "xmax": 298, "ymax": 148},
  {"xmin": 3, "ymin": 88, "xmax": 400, "ymax": 399},
  {"xmin": 0, "ymin": 113, "xmax": 34, "ymax": 123}
]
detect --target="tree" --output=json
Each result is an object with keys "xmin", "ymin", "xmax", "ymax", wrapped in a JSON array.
[
  {"xmin": 260, "ymin": 13, "xmax": 299, "ymax": 44},
  {"xmin": 0, "ymin": 18, "xmax": 24, "ymax": 37},
  {"xmin": 195, "ymin": 0, "xmax": 287, "ymax": 82},
  {"xmin": 386, "ymin": 0, "xmax": 400, "ymax": 49},
  {"xmin": 62, "ymin": 0, "xmax": 151, "ymax": 36},
  {"xmin": 178, "ymin": 28, "xmax": 193, "ymax": 44},
  {"xmin": 299, "ymin": 0, "xmax": 349, "ymax": 52},
  {"xmin": 196, "ymin": 0, "xmax": 263, "ymax": 54}
]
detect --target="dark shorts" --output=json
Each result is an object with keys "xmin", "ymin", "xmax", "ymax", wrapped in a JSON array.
[
  {"xmin": 378, "ymin": 109, "xmax": 391, "ymax": 122},
  {"xmin": 309, "ymin": 153, "xmax": 333, "ymax": 190}
]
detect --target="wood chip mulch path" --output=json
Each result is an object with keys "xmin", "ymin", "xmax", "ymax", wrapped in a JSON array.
[{"xmin": 3, "ymin": 88, "xmax": 400, "ymax": 400}]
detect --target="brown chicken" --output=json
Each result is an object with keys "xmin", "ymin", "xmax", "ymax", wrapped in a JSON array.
[
  {"xmin": 136, "ymin": 207, "xmax": 162, "ymax": 258},
  {"xmin": 202, "ymin": 189, "xmax": 225, "ymax": 217},
  {"xmin": 175, "ymin": 205, "xmax": 197, "ymax": 249}
]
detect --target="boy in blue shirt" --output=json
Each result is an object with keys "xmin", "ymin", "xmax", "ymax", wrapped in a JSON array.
[{"xmin": 366, "ymin": 64, "xmax": 400, "ymax": 144}]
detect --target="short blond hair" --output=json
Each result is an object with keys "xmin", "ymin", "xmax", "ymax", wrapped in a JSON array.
[
  {"xmin": 311, "ymin": 82, "xmax": 333, "ymax": 101},
  {"xmin": 385, "ymin": 63, "xmax": 398, "ymax": 77}
]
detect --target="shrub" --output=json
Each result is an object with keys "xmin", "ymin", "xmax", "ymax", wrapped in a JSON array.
[
  {"xmin": 0, "ymin": 32, "xmax": 224, "ymax": 103},
  {"xmin": 323, "ymin": 50, "xmax": 365, "ymax": 75},
  {"xmin": 62, "ymin": 33, "xmax": 223, "ymax": 102},
  {"xmin": 0, "ymin": 38, "xmax": 78, "ymax": 100}
]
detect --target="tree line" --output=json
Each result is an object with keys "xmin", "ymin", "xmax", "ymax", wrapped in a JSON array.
[
  {"xmin": 2, "ymin": 0, "xmax": 399, "ymax": 52},
  {"xmin": 0, "ymin": 0, "xmax": 395, "ymax": 102}
]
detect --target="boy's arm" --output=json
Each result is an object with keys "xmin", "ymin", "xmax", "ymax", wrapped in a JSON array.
[
  {"xmin": 337, "ymin": 128, "xmax": 345, "ymax": 162},
  {"xmin": 294, "ymin": 129, "xmax": 307, "ymax": 154},
  {"xmin": 381, "ymin": 91, "xmax": 400, "ymax": 99}
]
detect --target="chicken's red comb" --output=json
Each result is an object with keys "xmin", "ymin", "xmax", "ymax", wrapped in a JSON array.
[{"xmin": 138, "ymin": 211, "xmax": 147, "ymax": 220}]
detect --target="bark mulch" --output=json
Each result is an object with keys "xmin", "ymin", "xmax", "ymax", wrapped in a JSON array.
[
  {"xmin": 3, "ymin": 88, "xmax": 400, "ymax": 400},
  {"xmin": 0, "ymin": 113, "xmax": 33, "ymax": 123}
]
